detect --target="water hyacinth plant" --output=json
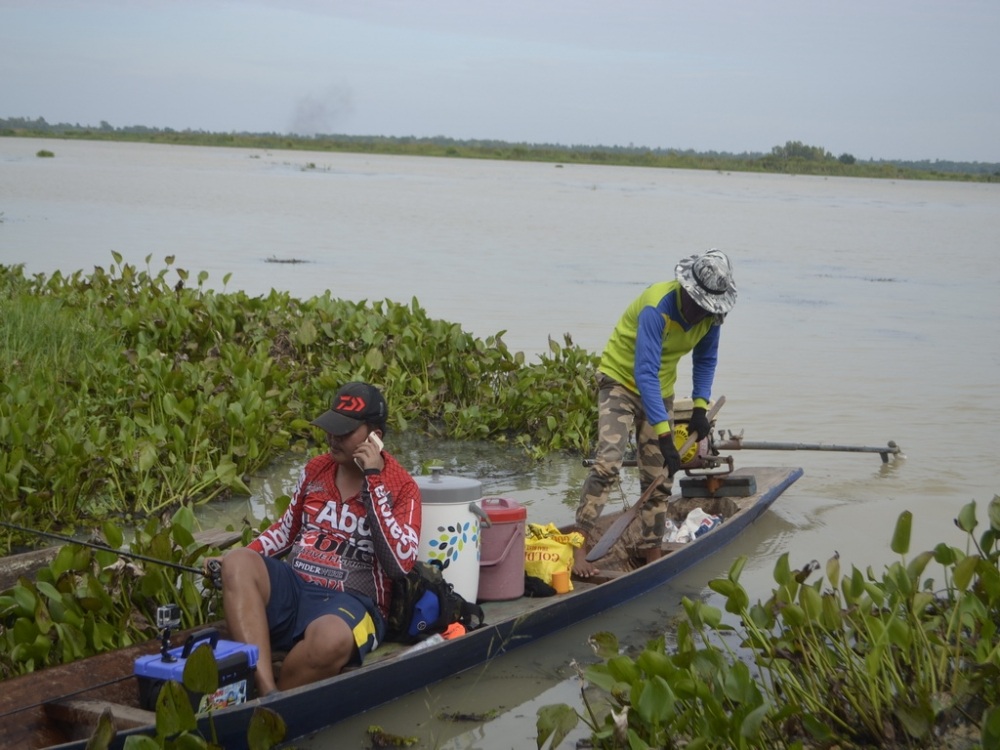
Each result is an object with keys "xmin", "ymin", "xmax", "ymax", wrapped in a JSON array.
[
  {"xmin": 0, "ymin": 254, "xmax": 600, "ymax": 541},
  {"xmin": 1, "ymin": 253, "xmax": 599, "ymax": 673},
  {"xmin": 0, "ymin": 505, "xmax": 249, "ymax": 679},
  {"xmin": 538, "ymin": 498, "xmax": 1000, "ymax": 749}
]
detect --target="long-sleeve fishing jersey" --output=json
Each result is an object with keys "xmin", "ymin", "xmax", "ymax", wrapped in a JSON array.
[
  {"xmin": 248, "ymin": 452, "xmax": 421, "ymax": 620},
  {"xmin": 598, "ymin": 280, "xmax": 721, "ymax": 437}
]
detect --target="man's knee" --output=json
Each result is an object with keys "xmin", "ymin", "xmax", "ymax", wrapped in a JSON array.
[
  {"xmin": 302, "ymin": 617, "xmax": 355, "ymax": 673},
  {"xmin": 221, "ymin": 548, "xmax": 267, "ymax": 590}
]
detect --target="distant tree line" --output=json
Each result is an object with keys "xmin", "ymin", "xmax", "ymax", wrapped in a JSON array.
[{"xmin": 2, "ymin": 116, "xmax": 997, "ymax": 180}]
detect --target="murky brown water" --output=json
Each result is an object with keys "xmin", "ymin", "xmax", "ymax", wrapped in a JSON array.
[{"xmin": 2, "ymin": 137, "xmax": 998, "ymax": 748}]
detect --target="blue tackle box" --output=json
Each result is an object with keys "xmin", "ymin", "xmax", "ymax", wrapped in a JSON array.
[{"xmin": 134, "ymin": 628, "xmax": 259, "ymax": 713}]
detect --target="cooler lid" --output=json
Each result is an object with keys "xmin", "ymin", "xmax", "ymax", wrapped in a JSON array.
[
  {"xmin": 480, "ymin": 496, "xmax": 527, "ymax": 522},
  {"xmin": 134, "ymin": 640, "xmax": 259, "ymax": 680},
  {"xmin": 414, "ymin": 467, "xmax": 482, "ymax": 504}
]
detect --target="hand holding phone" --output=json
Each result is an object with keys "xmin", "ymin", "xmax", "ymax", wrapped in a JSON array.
[{"xmin": 355, "ymin": 432, "xmax": 383, "ymax": 470}]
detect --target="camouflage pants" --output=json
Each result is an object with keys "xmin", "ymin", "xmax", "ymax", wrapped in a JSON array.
[{"xmin": 576, "ymin": 372, "xmax": 673, "ymax": 551}]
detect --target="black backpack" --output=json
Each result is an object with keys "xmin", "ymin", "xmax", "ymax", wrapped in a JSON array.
[{"xmin": 385, "ymin": 561, "xmax": 485, "ymax": 644}]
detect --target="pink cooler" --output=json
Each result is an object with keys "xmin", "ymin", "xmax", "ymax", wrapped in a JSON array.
[{"xmin": 477, "ymin": 497, "xmax": 527, "ymax": 601}]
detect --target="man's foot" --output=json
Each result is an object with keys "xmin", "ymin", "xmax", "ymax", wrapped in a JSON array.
[
  {"xmin": 572, "ymin": 545, "xmax": 599, "ymax": 578},
  {"xmin": 256, "ymin": 678, "xmax": 279, "ymax": 698}
]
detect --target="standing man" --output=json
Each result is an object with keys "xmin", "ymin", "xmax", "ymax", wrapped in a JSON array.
[
  {"xmin": 210, "ymin": 382, "xmax": 421, "ymax": 695},
  {"xmin": 573, "ymin": 249, "xmax": 737, "ymax": 576}
]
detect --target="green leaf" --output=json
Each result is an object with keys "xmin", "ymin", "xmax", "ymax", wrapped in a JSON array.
[
  {"xmin": 727, "ymin": 555, "xmax": 747, "ymax": 582},
  {"xmin": 102, "ymin": 520, "xmax": 124, "ymax": 550},
  {"xmin": 636, "ymin": 649, "xmax": 674, "ymax": 680},
  {"xmin": 894, "ymin": 703, "xmax": 932, "ymax": 739},
  {"xmin": 50, "ymin": 545, "xmax": 78, "ymax": 578},
  {"xmin": 780, "ymin": 603, "xmax": 806, "ymax": 627},
  {"xmin": 955, "ymin": 501, "xmax": 978, "ymax": 533},
  {"xmin": 606, "ymin": 655, "xmax": 640, "ymax": 684},
  {"xmin": 933, "ymin": 543, "xmax": 957, "ymax": 566},
  {"xmin": 952, "ymin": 554, "xmax": 980, "ymax": 592},
  {"xmin": 820, "ymin": 592, "xmax": 843, "ymax": 630},
  {"xmin": 801, "ymin": 713, "xmax": 834, "ymax": 741},
  {"xmin": 772, "ymin": 553, "xmax": 791, "ymax": 585},
  {"xmin": 886, "ymin": 616, "xmax": 912, "ymax": 650},
  {"xmin": 708, "ymin": 578, "xmax": 736, "ymax": 597},
  {"xmin": 798, "ymin": 585, "xmax": 822, "ymax": 621},
  {"xmin": 183, "ymin": 643, "xmax": 220, "ymax": 696},
  {"xmin": 635, "ymin": 676, "xmax": 674, "ymax": 725},
  {"xmin": 155, "ymin": 680, "xmax": 197, "ymax": 736},
  {"xmin": 165, "ymin": 734, "xmax": 207, "ymax": 750},
  {"xmin": 364, "ymin": 346, "xmax": 385, "ymax": 369},
  {"xmin": 825, "ymin": 552, "xmax": 841, "ymax": 589},
  {"xmin": 36, "ymin": 580, "xmax": 63, "ymax": 604},
  {"xmin": 122, "ymin": 735, "xmax": 163, "ymax": 749},
  {"xmin": 891, "ymin": 510, "xmax": 912, "ymax": 555},
  {"xmin": 536, "ymin": 704, "xmax": 579, "ymax": 750},
  {"xmin": 587, "ymin": 631, "xmax": 619, "ymax": 660},
  {"xmin": 906, "ymin": 550, "xmax": 934, "ymax": 584},
  {"xmin": 843, "ymin": 566, "xmax": 865, "ymax": 601},
  {"xmin": 84, "ymin": 708, "xmax": 118, "ymax": 750},
  {"xmin": 699, "ymin": 603, "xmax": 723, "ymax": 628},
  {"xmin": 583, "ymin": 664, "xmax": 620, "ymax": 693},
  {"xmin": 626, "ymin": 728, "xmax": 652, "ymax": 750},
  {"xmin": 138, "ymin": 442, "xmax": 158, "ymax": 473},
  {"xmin": 12, "ymin": 585, "xmax": 38, "ymax": 618},
  {"xmin": 863, "ymin": 581, "xmax": 885, "ymax": 607},
  {"xmin": 982, "ymin": 705, "xmax": 1000, "ymax": 748},
  {"xmin": 989, "ymin": 494, "xmax": 1000, "ymax": 532},
  {"xmin": 740, "ymin": 701, "xmax": 770, "ymax": 739},
  {"xmin": 54, "ymin": 622, "xmax": 87, "ymax": 660},
  {"xmin": 295, "ymin": 318, "xmax": 318, "ymax": 346},
  {"xmin": 172, "ymin": 504, "xmax": 197, "ymax": 533},
  {"xmin": 215, "ymin": 457, "xmax": 252, "ymax": 493},
  {"xmin": 247, "ymin": 706, "xmax": 287, "ymax": 750}
]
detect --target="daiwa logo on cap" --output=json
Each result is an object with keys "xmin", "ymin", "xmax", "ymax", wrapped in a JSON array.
[{"xmin": 335, "ymin": 394, "xmax": 369, "ymax": 415}]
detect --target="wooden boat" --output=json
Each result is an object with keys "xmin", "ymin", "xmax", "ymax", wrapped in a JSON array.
[{"xmin": 0, "ymin": 465, "xmax": 803, "ymax": 750}]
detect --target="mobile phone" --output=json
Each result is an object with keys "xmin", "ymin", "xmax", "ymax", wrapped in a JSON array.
[{"xmin": 356, "ymin": 432, "xmax": 383, "ymax": 469}]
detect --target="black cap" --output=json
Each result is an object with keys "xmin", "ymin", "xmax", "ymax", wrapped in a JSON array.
[{"xmin": 310, "ymin": 382, "xmax": 388, "ymax": 436}]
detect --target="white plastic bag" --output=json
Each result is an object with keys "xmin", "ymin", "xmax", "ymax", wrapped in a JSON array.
[{"xmin": 666, "ymin": 507, "xmax": 722, "ymax": 544}]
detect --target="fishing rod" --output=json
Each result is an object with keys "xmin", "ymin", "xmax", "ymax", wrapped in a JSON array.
[
  {"xmin": 0, "ymin": 519, "xmax": 218, "ymax": 580},
  {"xmin": 0, "ymin": 520, "xmax": 226, "ymax": 709}
]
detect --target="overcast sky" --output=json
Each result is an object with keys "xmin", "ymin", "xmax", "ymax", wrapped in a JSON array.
[{"xmin": 2, "ymin": 0, "xmax": 998, "ymax": 162}]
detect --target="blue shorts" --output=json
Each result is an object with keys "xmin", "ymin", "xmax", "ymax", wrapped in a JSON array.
[{"xmin": 261, "ymin": 556, "xmax": 385, "ymax": 665}]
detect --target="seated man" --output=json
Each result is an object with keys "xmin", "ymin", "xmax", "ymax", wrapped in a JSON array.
[{"xmin": 208, "ymin": 382, "xmax": 421, "ymax": 695}]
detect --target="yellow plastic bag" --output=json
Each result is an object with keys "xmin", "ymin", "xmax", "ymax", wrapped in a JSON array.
[{"xmin": 524, "ymin": 523, "xmax": 584, "ymax": 591}]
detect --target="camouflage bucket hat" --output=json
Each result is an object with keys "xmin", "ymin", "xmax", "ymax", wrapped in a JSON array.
[{"xmin": 675, "ymin": 248, "xmax": 737, "ymax": 315}]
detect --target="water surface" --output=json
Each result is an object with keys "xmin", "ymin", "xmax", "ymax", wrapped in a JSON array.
[{"xmin": 2, "ymin": 137, "xmax": 998, "ymax": 748}]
